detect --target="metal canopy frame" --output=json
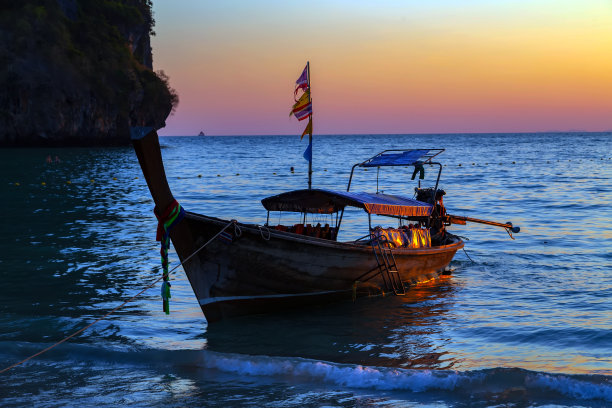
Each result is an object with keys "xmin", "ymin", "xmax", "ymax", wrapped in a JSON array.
[
  {"xmin": 339, "ymin": 149, "xmax": 446, "ymax": 234},
  {"xmin": 358, "ymin": 149, "xmax": 445, "ymax": 168},
  {"xmin": 346, "ymin": 149, "xmax": 445, "ymax": 192}
]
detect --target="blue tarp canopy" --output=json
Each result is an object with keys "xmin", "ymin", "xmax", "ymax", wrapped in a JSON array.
[
  {"xmin": 360, "ymin": 149, "xmax": 430, "ymax": 167},
  {"xmin": 261, "ymin": 189, "xmax": 432, "ymax": 217}
]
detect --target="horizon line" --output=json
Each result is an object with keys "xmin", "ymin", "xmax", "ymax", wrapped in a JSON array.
[{"xmin": 159, "ymin": 130, "xmax": 612, "ymax": 137}]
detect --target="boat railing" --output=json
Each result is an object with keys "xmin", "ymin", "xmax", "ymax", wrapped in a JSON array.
[
  {"xmin": 353, "ymin": 232, "xmax": 374, "ymax": 244},
  {"xmin": 268, "ymin": 223, "xmax": 338, "ymax": 241}
]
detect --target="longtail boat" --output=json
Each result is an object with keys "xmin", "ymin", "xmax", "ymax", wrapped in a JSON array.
[{"xmin": 131, "ymin": 128, "xmax": 519, "ymax": 322}]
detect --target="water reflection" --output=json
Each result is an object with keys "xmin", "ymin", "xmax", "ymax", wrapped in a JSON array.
[
  {"xmin": 0, "ymin": 147, "xmax": 160, "ymax": 342},
  {"xmin": 204, "ymin": 276, "xmax": 460, "ymax": 370}
]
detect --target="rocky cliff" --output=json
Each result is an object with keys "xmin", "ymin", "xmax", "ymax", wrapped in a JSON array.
[{"xmin": 0, "ymin": 0, "xmax": 178, "ymax": 146}]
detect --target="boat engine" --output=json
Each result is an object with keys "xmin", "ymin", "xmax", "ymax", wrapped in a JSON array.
[
  {"xmin": 415, "ymin": 187, "xmax": 451, "ymax": 245},
  {"xmin": 415, "ymin": 187, "xmax": 445, "ymax": 205}
]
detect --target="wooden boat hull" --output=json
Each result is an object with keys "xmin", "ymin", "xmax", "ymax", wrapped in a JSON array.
[
  {"xmin": 177, "ymin": 212, "xmax": 464, "ymax": 322},
  {"xmin": 131, "ymin": 129, "xmax": 464, "ymax": 323}
]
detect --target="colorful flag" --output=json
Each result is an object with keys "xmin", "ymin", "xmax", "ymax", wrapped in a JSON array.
[
  {"xmin": 294, "ymin": 84, "xmax": 308, "ymax": 98},
  {"xmin": 294, "ymin": 64, "xmax": 309, "ymax": 98},
  {"xmin": 303, "ymin": 142, "xmax": 312, "ymax": 162},
  {"xmin": 218, "ymin": 231, "xmax": 233, "ymax": 244},
  {"xmin": 301, "ymin": 118, "xmax": 312, "ymax": 140},
  {"xmin": 290, "ymin": 88, "xmax": 312, "ymax": 121},
  {"xmin": 296, "ymin": 64, "xmax": 308, "ymax": 88},
  {"xmin": 293, "ymin": 102, "xmax": 312, "ymax": 121},
  {"xmin": 290, "ymin": 89, "xmax": 310, "ymax": 116}
]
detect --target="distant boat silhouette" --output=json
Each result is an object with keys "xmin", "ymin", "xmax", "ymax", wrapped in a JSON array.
[{"xmin": 198, "ymin": 131, "xmax": 205, "ymax": 136}]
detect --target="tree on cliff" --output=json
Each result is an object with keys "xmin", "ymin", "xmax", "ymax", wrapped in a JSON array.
[{"xmin": 0, "ymin": 0, "xmax": 178, "ymax": 146}]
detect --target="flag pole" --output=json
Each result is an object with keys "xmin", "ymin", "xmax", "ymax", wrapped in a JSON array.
[{"xmin": 307, "ymin": 61, "xmax": 312, "ymax": 190}]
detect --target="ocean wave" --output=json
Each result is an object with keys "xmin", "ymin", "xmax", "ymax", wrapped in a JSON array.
[
  {"xmin": 2, "ymin": 343, "xmax": 610, "ymax": 404},
  {"xmin": 200, "ymin": 351, "xmax": 612, "ymax": 402},
  {"xmin": 527, "ymin": 373, "xmax": 612, "ymax": 402},
  {"xmin": 201, "ymin": 351, "xmax": 478, "ymax": 392}
]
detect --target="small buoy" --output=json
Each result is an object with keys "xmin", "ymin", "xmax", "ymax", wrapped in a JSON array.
[
  {"xmin": 41, "ymin": 182, "xmax": 46, "ymax": 186},
  {"xmin": 134, "ymin": 176, "xmax": 138, "ymax": 179},
  {"xmin": 458, "ymin": 163, "xmax": 462, "ymax": 166},
  {"xmin": 66, "ymin": 180, "xmax": 72, "ymax": 184},
  {"xmin": 290, "ymin": 166, "xmax": 294, "ymax": 172},
  {"xmin": 485, "ymin": 163, "xmax": 488, "ymax": 165},
  {"xmin": 512, "ymin": 161, "xmax": 515, "ymax": 164},
  {"xmin": 177, "ymin": 176, "xmax": 181, "ymax": 179},
  {"xmin": 14, "ymin": 182, "xmax": 19, "ymax": 186},
  {"xmin": 90, "ymin": 179, "xmax": 94, "ymax": 183},
  {"xmin": 471, "ymin": 163, "xmax": 475, "ymax": 166},
  {"xmin": 112, "ymin": 177, "xmax": 117, "ymax": 180},
  {"xmin": 324, "ymin": 169, "xmax": 327, "ymax": 171},
  {"xmin": 236, "ymin": 173, "xmax": 240, "ymax": 176},
  {"xmin": 217, "ymin": 174, "xmax": 220, "ymax": 177},
  {"xmin": 273, "ymin": 172, "xmax": 276, "ymax": 175},
  {"xmin": 198, "ymin": 174, "xmax": 202, "ymax": 178}
]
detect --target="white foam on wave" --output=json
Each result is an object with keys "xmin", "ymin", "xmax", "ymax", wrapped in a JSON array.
[
  {"xmin": 200, "ymin": 351, "xmax": 612, "ymax": 402},
  {"xmin": 528, "ymin": 373, "xmax": 612, "ymax": 402},
  {"xmin": 201, "ymin": 351, "xmax": 480, "ymax": 392}
]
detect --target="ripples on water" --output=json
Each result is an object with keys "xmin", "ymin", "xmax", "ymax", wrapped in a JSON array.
[{"xmin": 0, "ymin": 133, "xmax": 610, "ymax": 406}]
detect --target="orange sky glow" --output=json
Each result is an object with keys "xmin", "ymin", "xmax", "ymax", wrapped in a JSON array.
[{"xmin": 151, "ymin": 1, "xmax": 612, "ymax": 136}]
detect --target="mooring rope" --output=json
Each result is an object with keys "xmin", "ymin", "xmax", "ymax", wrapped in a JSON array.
[
  {"xmin": 258, "ymin": 225, "xmax": 271, "ymax": 240},
  {"xmin": 463, "ymin": 247, "xmax": 475, "ymax": 263},
  {"xmin": 0, "ymin": 219, "xmax": 238, "ymax": 375},
  {"xmin": 233, "ymin": 222, "xmax": 242, "ymax": 238}
]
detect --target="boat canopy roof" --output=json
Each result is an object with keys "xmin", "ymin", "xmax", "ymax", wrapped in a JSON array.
[
  {"xmin": 261, "ymin": 189, "xmax": 433, "ymax": 217},
  {"xmin": 359, "ymin": 149, "xmax": 444, "ymax": 167}
]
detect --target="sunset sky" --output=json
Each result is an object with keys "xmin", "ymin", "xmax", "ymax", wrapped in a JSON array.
[{"xmin": 151, "ymin": 1, "xmax": 612, "ymax": 136}]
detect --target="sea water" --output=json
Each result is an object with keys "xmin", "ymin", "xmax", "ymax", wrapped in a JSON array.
[{"xmin": 0, "ymin": 133, "xmax": 610, "ymax": 407}]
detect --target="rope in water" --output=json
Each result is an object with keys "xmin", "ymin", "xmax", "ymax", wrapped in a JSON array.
[
  {"xmin": 0, "ymin": 219, "xmax": 238, "ymax": 375},
  {"xmin": 463, "ymin": 247, "xmax": 475, "ymax": 263}
]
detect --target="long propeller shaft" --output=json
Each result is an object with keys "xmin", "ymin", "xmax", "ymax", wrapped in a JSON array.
[{"xmin": 447, "ymin": 214, "xmax": 520, "ymax": 233}]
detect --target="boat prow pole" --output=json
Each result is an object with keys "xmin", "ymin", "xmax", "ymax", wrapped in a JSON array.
[
  {"xmin": 130, "ymin": 127, "xmax": 196, "ymax": 261},
  {"xmin": 131, "ymin": 127, "xmax": 175, "ymax": 212}
]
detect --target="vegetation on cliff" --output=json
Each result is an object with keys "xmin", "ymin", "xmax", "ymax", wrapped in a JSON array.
[{"xmin": 0, "ymin": 0, "xmax": 178, "ymax": 146}]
